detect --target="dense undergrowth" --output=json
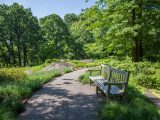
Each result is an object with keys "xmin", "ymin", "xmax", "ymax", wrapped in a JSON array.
[
  {"xmin": 78, "ymin": 57, "xmax": 160, "ymax": 120},
  {"xmin": 0, "ymin": 65, "xmax": 72, "ymax": 120}
]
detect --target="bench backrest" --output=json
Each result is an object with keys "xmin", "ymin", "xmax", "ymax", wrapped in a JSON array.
[
  {"xmin": 100, "ymin": 64, "xmax": 111, "ymax": 80},
  {"xmin": 109, "ymin": 67, "xmax": 130, "ymax": 92}
]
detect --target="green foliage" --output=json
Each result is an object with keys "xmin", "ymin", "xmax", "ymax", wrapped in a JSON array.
[
  {"xmin": 83, "ymin": 0, "xmax": 160, "ymax": 61},
  {"xmin": 68, "ymin": 60, "xmax": 101, "ymax": 68},
  {"xmin": 136, "ymin": 73, "xmax": 160, "ymax": 90},
  {"xmin": 24, "ymin": 70, "xmax": 61, "ymax": 91},
  {"xmin": 79, "ymin": 72, "xmax": 90, "ymax": 84},
  {"xmin": 99, "ymin": 85, "xmax": 160, "ymax": 120},
  {"xmin": 0, "ymin": 68, "xmax": 27, "ymax": 82},
  {"xmin": 79, "ymin": 69, "xmax": 101, "ymax": 84},
  {"xmin": 0, "ymin": 105, "xmax": 16, "ymax": 120},
  {"xmin": 77, "ymin": 58, "xmax": 160, "ymax": 89},
  {"xmin": 100, "ymin": 100, "xmax": 160, "ymax": 120},
  {"xmin": 64, "ymin": 13, "xmax": 79, "ymax": 27},
  {"xmin": 44, "ymin": 59, "xmax": 60, "ymax": 65},
  {"xmin": 39, "ymin": 14, "xmax": 69, "ymax": 60},
  {"xmin": 63, "ymin": 67, "xmax": 72, "ymax": 73},
  {"xmin": 69, "ymin": 60, "xmax": 87, "ymax": 68},
  {"xmin": 0, "ymin": 3, "xmax": 42, "ymax": 66},
  {"xmin": 1, "ymin": 0, "xmax": 160, "ymax": 66},
  {"xmin": 67, "ymin": 9, "xmax": 96, "ymax": 59}
]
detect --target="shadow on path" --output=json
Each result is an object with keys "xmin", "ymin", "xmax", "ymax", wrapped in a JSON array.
[{"xmin": 20, "ymin": 69, "xmax": 105, "ymax": 120}]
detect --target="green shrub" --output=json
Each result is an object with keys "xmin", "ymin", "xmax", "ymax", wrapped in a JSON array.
[
  {"xmin": 45, "ymin": 59, "xmax": 53, "ymax": 64},
  {"xmin": 99, "ymin": 86, "xmax": 160, "ymax": 120},
  {"xmin": 0, "ymin": 82, "xmax": 32, "ymax": 100},
  {"xmin": 100, "ymin": 101, "xmax": 160, "ymax": 120},
  {"xmin": 63, "ymin": 67, "xmax": 72, "ymax": 73},
  {"xmin": 77, "ymin": 58, "xmax": 160, "ymax": 89},
  {"xmin": 45, "ymin": 59, "xmax": 61, "ymax": 65},
  {"xmin": 0, "ymin": 106, "xmax": 16, "ymax": 120},
  {"xmin": 0, "ymin": 68, "xmax": 26, "ymax": 82},
  {"xmin": 79, "ymin": 70, "xmax": 101, "ymax": 84},
  {"xmin": 24, "ymin": 70, "xmax": 61, "ymax": 91},
  {"xmin": 79, "ymin": 73, "xmax": 90, "ymax": 84},
  {"xmin": 2, "ymin": 97, "xmax": 24, "ymax": 114}
]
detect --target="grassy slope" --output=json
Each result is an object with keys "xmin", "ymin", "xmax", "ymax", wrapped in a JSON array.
[{"xmin": 0, "ymin": 65, "xmax": 72, "ymax": 120}]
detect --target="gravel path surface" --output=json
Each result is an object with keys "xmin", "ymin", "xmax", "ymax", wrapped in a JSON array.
[{"xmin": 20, "ymin": 69, "xmax": 104, "ymax": 120}]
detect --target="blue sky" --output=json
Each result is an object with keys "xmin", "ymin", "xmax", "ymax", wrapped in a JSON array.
[{"xmin": 0, "ymin": 0, "xmax": 96, "ymax": 19}]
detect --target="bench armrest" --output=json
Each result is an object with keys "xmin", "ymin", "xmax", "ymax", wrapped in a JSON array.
[{"xmin": 88, "ymin": 69, "xmax": 101, "ymax": 75}]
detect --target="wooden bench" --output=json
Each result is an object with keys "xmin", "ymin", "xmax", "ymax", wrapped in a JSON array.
[
  {"xmin": 88, "ymin": 64, "xmax": 111, "ymax": 85},
  {"xmin": 92, "ymin": 66, "xmax": 130, "ymax": 98}
]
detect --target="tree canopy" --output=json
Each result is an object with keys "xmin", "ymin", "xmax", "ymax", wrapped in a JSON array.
[
  {"xmin": 0, "ymin": 1, "xmax": 160, "ymax": 67},
  {"xmin": 0, "ymin": 3, "xmax": 42, "ymax": 66}
]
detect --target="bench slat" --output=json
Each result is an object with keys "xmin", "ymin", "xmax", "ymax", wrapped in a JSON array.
[
  {"xmin": 89, "ymin": 76, "xmax": 104, "ymax": 81},
  {"xmin": 95, "ymin": 81, "xmax": 122, "ymax": 95}
]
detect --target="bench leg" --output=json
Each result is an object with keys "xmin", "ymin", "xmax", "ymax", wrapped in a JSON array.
[
  {"xmin": 90, "ymin": 79, "xmax": 92, "ymax": 85},
  {"xmin": 96, "ymin": 86, "xmax": 98, "ymax": 94},
  {"xmin": 96, "ymin": 86, "xmax": 106, "ymax": 95},
  {"xmin": 121, "ymin": 94, "xmax": 126, "ymax": 101}
]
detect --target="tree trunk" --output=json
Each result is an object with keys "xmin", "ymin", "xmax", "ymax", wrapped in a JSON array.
[
  {"xmin": 10, "ymin": 37, "xmax": 16, "ymax": 65},
  {"xmin": 138, "ymin": 39, "xmax": 143, "ymax": 60},
  {"xmin": 17, "ymin": 35, "xmax": 22, "ymax": 66},
  {"xmin": 22, "ymin": 41, "xmax": 27, "ymax": 66},
  {"xmin": 4, "ymin": 41, "xmax": 11, "ymax": 65},
  {"xmin": 138, "ymin": 1, "xmax": 143, "ymax": 61},
  {"xmin": 132, "ymin": 9, "xmax": 139, "ymax": 62},
  {"xmin": 133, "ymin": 38, "xmax": 139, "ymax": 62},
  {"xmin": 0, "ymin": 48, "xmax": 8, "ymax": 67}
]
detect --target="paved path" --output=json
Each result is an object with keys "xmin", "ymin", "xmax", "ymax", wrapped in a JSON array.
[
  {"xmin": 144, "ymin": 90, "xmax": 160, "ymax": 108},
  {"xmin": 20, "ymin": 69, "xmax": 104, "ymax": 120}
]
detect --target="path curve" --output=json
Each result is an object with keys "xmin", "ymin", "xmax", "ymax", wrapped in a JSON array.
[{"xmin": 20, "ymin": 69, "xmax": 104, "ymax": 120}]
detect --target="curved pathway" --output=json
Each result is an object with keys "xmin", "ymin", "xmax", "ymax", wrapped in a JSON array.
[{"xmin": 20, "ymin": 69, "xmax": 104, "ymax": 120}]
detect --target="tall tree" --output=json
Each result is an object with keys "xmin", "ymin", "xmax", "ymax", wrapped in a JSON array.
[
  {"xmin": 86, "ymin": 0, "xmax": 160, "ymax": 61},
  {"xmin": 39, "ymin": 14, "xmax": 69, "ymax": 60},
  {"xmin": 69, "ymin": 11, "xmax": 95, "ymax": 59},
  {"xmin": 0, "ymin": 3, "xmax": 42, "ymax": 66},
  {"xmin": 64, "ymin": 13, "xmax": 79, "ymax": 27}
]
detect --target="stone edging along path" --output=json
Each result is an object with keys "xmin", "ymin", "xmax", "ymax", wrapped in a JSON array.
[{"xmin": 20, "ymin": 69, "xmax": 104, "ymax": 120}]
